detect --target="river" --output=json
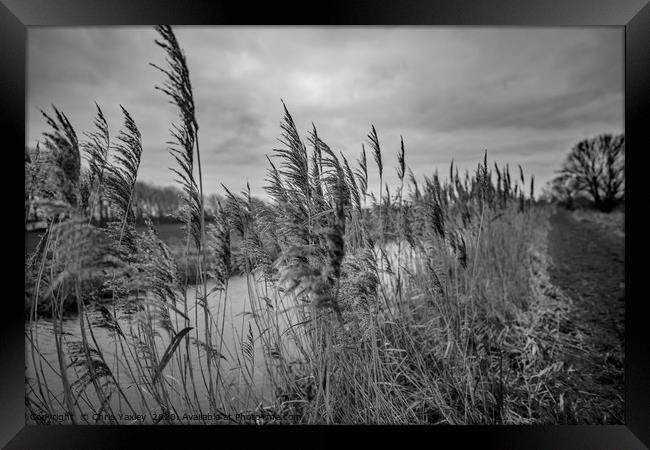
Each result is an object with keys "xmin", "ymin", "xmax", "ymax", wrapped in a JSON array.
[{"xmin": 25, "ymin": 275, "xmax": 300, "ymax": 423}]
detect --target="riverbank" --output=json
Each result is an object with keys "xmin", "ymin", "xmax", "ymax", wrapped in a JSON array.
[{"xmin": 25, "ymin": 222, "xmax": 249, "ymax": 316}]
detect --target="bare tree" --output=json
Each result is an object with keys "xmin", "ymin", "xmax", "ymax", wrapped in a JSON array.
[{"xmin": 558, "ymin": 133, "xmax": 625, "ymax": 212}]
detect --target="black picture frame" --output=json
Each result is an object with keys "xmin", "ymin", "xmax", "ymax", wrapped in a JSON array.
[{"xmin": 3, "ymin": 0, "xmax": 648, "ymax": 448}]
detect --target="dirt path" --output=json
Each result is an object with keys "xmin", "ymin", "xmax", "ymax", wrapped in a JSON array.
[{"xmin": 547, "ymin": 208, "xmax": 625, "ymax": 423}]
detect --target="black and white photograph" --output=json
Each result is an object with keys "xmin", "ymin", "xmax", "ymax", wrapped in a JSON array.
[{"xmin": 24, "ymin": 24, "xmax": 626, "ymax": 425}]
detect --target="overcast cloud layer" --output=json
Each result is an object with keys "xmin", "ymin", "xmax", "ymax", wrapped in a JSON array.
[{"xmin": 27, "ymin": 26, "xmax": 623, "ymax": 198}]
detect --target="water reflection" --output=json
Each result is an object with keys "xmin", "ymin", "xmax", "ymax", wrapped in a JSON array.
[{"xmin": 25, "ymin": 276, "xmax": 289, "ymax": 423}]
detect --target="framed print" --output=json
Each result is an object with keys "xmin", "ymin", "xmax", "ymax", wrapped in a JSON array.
[{"xmin": 2, "ymin": 0, "xmax": 648, "ymax": 448}]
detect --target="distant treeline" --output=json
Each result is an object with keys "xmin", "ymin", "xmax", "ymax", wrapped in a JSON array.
[
  {"xmin": 133, "ymin": 182, "xmax": 270, "ymax": 224},
  {"xmin": 26, "ymin": 178, "xmax": 234, "ymax": 226}
]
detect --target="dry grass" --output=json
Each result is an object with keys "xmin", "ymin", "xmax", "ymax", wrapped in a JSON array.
[{"xmin": 571, "ymin": 208, "xmax": 625, "ymax": 239}]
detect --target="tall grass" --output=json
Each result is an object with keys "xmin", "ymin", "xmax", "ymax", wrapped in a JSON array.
[{"xmin": 25, "ymin": 25, "xmax": 585, "ymax": 424}]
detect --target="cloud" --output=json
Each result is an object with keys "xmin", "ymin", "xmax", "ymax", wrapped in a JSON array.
[{"xmin": 27, "ymin": 26, "xmax": 623, "ymax": 198}]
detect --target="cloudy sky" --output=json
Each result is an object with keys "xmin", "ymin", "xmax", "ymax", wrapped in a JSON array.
[{"xmin": 27, "ymin": 26, "xmax": 623, "ymax": 199}]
